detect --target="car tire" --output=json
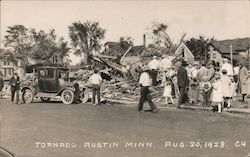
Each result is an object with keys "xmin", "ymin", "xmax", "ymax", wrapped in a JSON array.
[
  {"xmin": 61, "ymin": 89, "xmax": 74, "ymax": 104},
  {"xmin": 22, "ymin": 89, "xmax": 34, "ymax": 103}
]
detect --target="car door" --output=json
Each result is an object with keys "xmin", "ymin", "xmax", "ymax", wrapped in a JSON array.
[{"xmin": 44, "ymin": 68, "xmax": 59, "ymax": 92}]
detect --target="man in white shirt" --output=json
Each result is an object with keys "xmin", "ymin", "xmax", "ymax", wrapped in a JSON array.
[
  {"xmin": 148, "ymin": 56, "xmax": 159, "ymax": 86},
  {"xmin": 221, "ymin": 58, "xmax": 234, "ymax": 76},
  {"xmin": 138, "ymin": 66, "xmax": 159, "ymax": 113},
  {"xmin": 88, "ymin": 69, "xmax": 103, "ymax": 105}
]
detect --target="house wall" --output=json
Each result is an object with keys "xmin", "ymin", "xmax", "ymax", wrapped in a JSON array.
[
  {"xmin": 0, "ymin": 58, "xmax": 18, "ymax": 76},
  {"xmin": 175, "ymin": 43, "xmax": 194, "ymax": 63}
]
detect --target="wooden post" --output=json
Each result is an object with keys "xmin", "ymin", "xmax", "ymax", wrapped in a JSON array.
[{"xmin": 230, "ymin": 44, "xmax": 233, "ymax": 65}]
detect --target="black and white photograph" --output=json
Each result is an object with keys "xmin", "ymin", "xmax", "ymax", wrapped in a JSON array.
[{"xmin": 0, "ymin": 0, "xmax": 249, "ymax": 157}]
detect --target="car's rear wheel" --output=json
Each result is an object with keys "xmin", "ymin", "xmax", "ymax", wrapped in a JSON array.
[
  {"xmin": 41, "ymin": 97, "xmax": 50, "ymax": 102},
  {"xmin": 61, "ymin": 89, "xmax": 74, "ymax": 104},
  {"xmin": 22, "ymin": 89, "xmax": 34, "ymax": 103}
]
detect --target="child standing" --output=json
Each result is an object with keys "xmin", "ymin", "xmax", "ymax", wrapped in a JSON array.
[
  {"xmin": 211, "ymin": 73, "xmax": 223, "ymax": 113},
  {"xmin": 188, "ymin": 77, "xmax": 199, "ymax": 104},
  {"xmin": 221, "ymin": 69, "xmax": 233, "ymax": 108},
  {"xmin": 163, "ymin": 77, "xmax": 174, "ymax": 104}
]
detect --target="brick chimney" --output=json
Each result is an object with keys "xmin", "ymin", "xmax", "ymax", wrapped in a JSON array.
[{"xmin": 143, "ymin": 34, "xmax": 146, "ymax": 47}]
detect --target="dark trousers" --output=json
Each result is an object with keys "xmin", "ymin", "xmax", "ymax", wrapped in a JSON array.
[
  {"xmin": 11, "ymin": 88, "xmax": 19, "ymax": 104},
  {"xmin": 138, "ymin": 86, "xmax": 157, "ymax": 111},
  {"xmin": 170, "ymin": 79, "xmax": 175, "ymax": 97},
  {"xmin": 178, "ymin": 86, "xmax": 188, "ymax": 105},
  {"xmin": 150, "ymin": 69, "xmax": 158, "ymax": 86},
  {"xmin": 92, "ymin": 84, "xmax": 100, "ymax": 105},
  {"xmin": 202, "ymin": 89, "xmax": 212, "ymax": 106}
]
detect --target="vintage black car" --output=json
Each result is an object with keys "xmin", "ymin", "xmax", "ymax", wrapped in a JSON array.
[{"xmin": 21, "ymin": 66, "xmax": 89, "ymax": 104}]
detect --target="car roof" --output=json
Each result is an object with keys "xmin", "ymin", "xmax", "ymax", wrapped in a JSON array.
[{"xmin": 37, "ymin": 66, "xmax": 69, "ymax": 70}]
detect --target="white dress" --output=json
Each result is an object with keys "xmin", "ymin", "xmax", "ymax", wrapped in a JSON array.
[
  {"xmin": 221, "ymin": 75, "xmax": 233, "ymax": 97},
  {"xmin": 211, "ymin": 80, "xmax": 223, "ymax": 102},
  {"xmin": 163, "ymin": 82, "xmax": 172, "ymax": 97}
]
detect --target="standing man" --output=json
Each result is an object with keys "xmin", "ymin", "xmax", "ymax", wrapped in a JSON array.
[
  {"xmin": 0, "ymin": 72, "xmax": 4, "ymax": 99},
  {"xmin": 88, "ymin": 69, "xmax": 102, "ymax": 105},
  {"xmin": 177, "ymin": 61, "xmax": 189, "ymax": 108},
  {"xmin": 9, "ymin": 71, "xmax": 20, "ymax": 104},
  {"xmin": 138, "ymin": 66, "xmax": 159, "ymax": 113},
  {"xmin": 148, "ymin": 55, "xmax": 159, "ymax": 86},
  {"xmin": 238, "ymin": 63, "xmax": 249, "ymax": 103}
]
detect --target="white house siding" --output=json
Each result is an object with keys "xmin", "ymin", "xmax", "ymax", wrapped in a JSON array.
[{"xmin": 175, "ymin": 42, "xmax": 194, "ymax": 63}]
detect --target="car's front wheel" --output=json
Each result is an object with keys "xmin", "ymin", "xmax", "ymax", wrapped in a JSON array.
[
  {"xmin": 22, "ymin": 89, "xmax": 34, "ymax": 103},
  {"xmin": 61, "ymin": 89, "xmax": 74, "ymax": 104}
]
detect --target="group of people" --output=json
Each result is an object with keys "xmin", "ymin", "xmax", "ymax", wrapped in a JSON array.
[{"xmin": 137, "ymin": 56, "xmax": 249, "ymax": 113}]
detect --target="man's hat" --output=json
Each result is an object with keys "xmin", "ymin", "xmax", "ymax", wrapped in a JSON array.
[{"xmin": 153, "ymin": 55, "xmax": 157, "ymax": 59}]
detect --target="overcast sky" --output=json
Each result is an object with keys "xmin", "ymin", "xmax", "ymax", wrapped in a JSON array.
[{"xmin": 1, "ymin": 0, "xmax": 249, "ymax": 64}]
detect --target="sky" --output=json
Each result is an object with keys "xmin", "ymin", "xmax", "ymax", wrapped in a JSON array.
[{"xmin": 1, "ymin": 0, "xmax": 249, "ymax": 64}]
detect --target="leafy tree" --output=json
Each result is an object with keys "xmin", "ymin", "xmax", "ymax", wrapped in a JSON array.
[
  {"xmin": 151, "ymin": 22, "xmax": 174, "ymax": 54},
  {"xmin": 4, "ymin": 25, "xmax": 33, "ymax": 73},
  {"xmin": 185, "ymin": 36, "xmax": 213, "ymax": 62},
  {"xmin": 30, "ymin": 28, "xmax": 70, "ymax": 65},
  {"xmin": 119, "ymin": 36, "xmax": 133, "ymax": 49},
  {"xmin": 68, "ymin": 21, "xmax": 105, "ymax": 64}
]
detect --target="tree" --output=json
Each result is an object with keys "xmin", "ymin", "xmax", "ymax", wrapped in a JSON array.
[
  {"xmin": 185, "ymin": 36, "xmax": 213, "ymax": 62},
  {"xmin": 119, "ymin": 36, "xmax": 133, "ymax": 49},
  {"xmin": 68, "ymin": 21, "xmax": 105, "ymax": 64},
  {"xmin": 30, "ymin": 28, "xmax": 70, "ymax": 65},
  {"xmin": 151, "ymin": 22, "xmax": 174, "ymax": 54},
  {"xmin": 4, "ymin": 25, "xmax": 33, "ymax": 73}
]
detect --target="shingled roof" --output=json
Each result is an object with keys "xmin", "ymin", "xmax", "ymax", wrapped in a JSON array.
[{"xmin": 210, "ymin": 37, "xmax": 250, "ymax": 54}]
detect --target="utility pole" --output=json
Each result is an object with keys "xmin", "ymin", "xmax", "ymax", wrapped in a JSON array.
[{"xmin": 230, "ymin": 44, "xmax": 233, "ymax": 65}]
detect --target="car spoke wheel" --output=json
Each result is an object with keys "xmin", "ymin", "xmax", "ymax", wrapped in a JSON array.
[
  {"xmin": 61, "ymin": 89, "xmax": 74, "ymax": 104},
  {"xmin": 22, "ymin": 89, "xmax": 34, "ymax": 103}
]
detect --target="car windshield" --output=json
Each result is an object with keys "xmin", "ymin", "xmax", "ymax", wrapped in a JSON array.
[{"xmin": 58, "ymin": 69, "xmax": 69, "ymax": 81}]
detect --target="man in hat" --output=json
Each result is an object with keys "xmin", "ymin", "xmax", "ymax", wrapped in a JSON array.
[
  {"xmin": 138, "ymin": 66, "xmax": 159, "ymax": 113},
  {"xmin": 221, "ymin": 58, "xmax": 233, "ymax": 76},
  {"xmin": 88, "ymin": 69, "xmax": 103, "ymax": 105},
  {"xmin": 9, "ymin": 71, "xmax": 20, "ymax": 104},
  {"xmin": 148, "ymin": 55, "xmax": 159, "ymax": 86},
  {"xmin": 176, "ymin": 61, "xmax": 189, "ymax": 108}
]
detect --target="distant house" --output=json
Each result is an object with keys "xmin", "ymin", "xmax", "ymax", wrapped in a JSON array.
[
  {"xmin": 0, "ymin": 50, "xmax": 24, "ymax": 77},
  {"xmin": 175, "ymin": 42, "xmax": 194, "ymax": 63},
  {"xmin": 209, "ymin": 37, "xmax": 250, "ymax": 66}
]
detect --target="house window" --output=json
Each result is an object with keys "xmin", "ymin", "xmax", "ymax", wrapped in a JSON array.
[{"xmin": 3, "ymin": 61, "xmax": 6, "ymax": 65}]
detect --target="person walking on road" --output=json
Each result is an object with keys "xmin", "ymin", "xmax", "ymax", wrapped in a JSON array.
[
  {"xmin": 9, "ymin": 71, "xmax": 20, "ymax": 104},
  {"xmin": 138, "ymin": 66, "xmax": 159, "ymax": 113},
  {"xmin": 88, "ymin": 69, "xmax": 102, "ymax": 105},
  {"xmin": 177, "ymin": 61, "xmax": 189, "ymax": 108}
]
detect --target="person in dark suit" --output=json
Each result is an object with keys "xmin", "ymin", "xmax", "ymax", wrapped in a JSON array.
[
  {"xmin": 177, "ymin": 61, "xmax": 189, "ymax": 108},
  {"xmin": 9, "ymin": 71, "xmax": 20, "ymax": 104},
  {"xmin": 0, "ymin": 72, "xmax": 4, "ymax": 99}
]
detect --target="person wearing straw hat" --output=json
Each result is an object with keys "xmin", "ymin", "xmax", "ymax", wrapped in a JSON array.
[
  {"xmin": 148, "ymin": 55, "xmax": 159, "ymax": 86},
  {"xmin": 138, "ymin": 65, "xmax": 159, "ymax": 113}
]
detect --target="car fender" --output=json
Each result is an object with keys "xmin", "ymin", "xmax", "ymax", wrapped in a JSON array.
[{"xmin": 21, "ymin": 86, "xmax": 37, "ymax": 95}]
